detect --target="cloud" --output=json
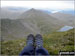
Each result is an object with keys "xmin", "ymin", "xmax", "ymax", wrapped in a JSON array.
[{"xmin": 1, "ymin": 1, "xmax": 74, "ymax": 10}]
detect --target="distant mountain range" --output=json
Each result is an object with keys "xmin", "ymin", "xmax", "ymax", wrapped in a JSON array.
[
  {"xmin": 0, "ymin": 7, "xmax": 74, "ymax": 19},
  {"xmin": 61, "ymin": 10, "xmax": 75, "ymax": 15},
  {"xmin": 1, "ymin": 8, "xmax": 75, "ymax": 40},
  {"xmin": 0, "ymin": 7, "xmax": 29, "ymax": 19},
  {"xmin": 50, "ymin": 12, "xmax": 75, "ymax": 27}
]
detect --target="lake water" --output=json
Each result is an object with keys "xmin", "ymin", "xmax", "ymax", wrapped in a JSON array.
[{"xmin": 58, "ymin": 26, "xmax": 73, "ymax": 32}]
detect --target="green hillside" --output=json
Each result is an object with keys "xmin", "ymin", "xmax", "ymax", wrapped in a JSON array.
[
  {"xmin": 1, "ymin": 19, "xmax": 37, "ymax": 41},
  {"xmin": 1, "ymin": 29, "xmax": 74, "ymax": 55}
]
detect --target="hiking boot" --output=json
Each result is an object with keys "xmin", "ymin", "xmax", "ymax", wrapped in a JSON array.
[
  {"xmin": 26, "ymin": 34, "xmax": 34, "ymax": 46},
  {"xmin": 35, "ymin": 34, "xmax": 43, "ymax": 48}
]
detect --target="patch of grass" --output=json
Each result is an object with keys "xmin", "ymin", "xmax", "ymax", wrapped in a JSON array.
[{"xmin": 1, "ymin": 39, "xmax": 26, "ymax": 55}]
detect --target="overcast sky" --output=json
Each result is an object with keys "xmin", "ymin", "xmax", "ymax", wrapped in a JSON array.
[{"xmin": 1, "ymin": 1, "xmax": 74, "ymax": 11}]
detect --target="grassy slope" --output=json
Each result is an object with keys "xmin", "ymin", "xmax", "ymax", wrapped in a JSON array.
[
  {"xmin": 43, "ymin": 29, "xmax": 74, "ymax": 54},
  {"xmin": 1, "ymin": 29, "xmax": 74, "ymax": 55},
  {"xmin": 1, "ymin": 19, "xmax": 35, "ymax": 41}
]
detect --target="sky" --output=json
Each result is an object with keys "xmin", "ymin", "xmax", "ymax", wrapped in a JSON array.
[
  {"xmin": 1, "ymin": 1, "xmax": 75, "ymax": 14},
  {"xmin": 1, "ymin": 1, "xmax": 74, "ymax": 9}
]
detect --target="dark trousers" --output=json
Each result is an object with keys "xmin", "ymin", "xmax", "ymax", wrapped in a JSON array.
[{"xmin": 19, "ymin": 45, "xmax": 49, "ymax": 56}]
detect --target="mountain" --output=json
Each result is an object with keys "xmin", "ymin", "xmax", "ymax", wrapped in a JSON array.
[
  {"xmin": 0, "ymin": 7, "xmax": 28, "ymax": 19},
  {"xmin": 1, "ymin": 19, "xmax": 37, "ymax": 41},
  {"xmin": 50, "ymin": 12, "xmax": 75, "ymax": 27},
  {"xmin": 61, "ymin": 10, "xmax": 75, "ymax": 15},
  {"xmin": 17, "ymin": 8, "xmax": 66, "ymax": 34},
  {"xmin": 1, "ymin": 8, "xmax": 74, "ymax": 41}
]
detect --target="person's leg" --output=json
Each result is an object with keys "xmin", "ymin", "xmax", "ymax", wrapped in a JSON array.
[
  {"xmin": 36, "ymin": 47, "xmax": 49, "ymax": 55},
  {"xmin": 19, "ymin": 34, "xmax": 35, "ymax": 56},
  {"xmin": 19, "ymin": 45, "xmax": 34, "ymax": 55},
  {"xmin": 35, "ymin": 34, "xmax": 49, "ymax": 55}
]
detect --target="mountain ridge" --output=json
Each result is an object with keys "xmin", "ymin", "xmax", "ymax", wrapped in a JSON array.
[
  {"xmin": 1, "ymin": 8, "xmax": 74, "ymax": 40},
  {"xmin": 50, "ymin": 12, "xmax": 75, "ymax": 27},
  {"xmin": 18, "ymin": 8, "xmax": 66, "ymax": 34}
]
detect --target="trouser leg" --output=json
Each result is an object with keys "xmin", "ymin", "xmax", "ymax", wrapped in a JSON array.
[
  {"xmin": 35, "ymin": 47, "xmax": 49, "ymax": 55},
  {"xmin": 19, "ymin": 45, "xmax": 35, "ymax": 56}
]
